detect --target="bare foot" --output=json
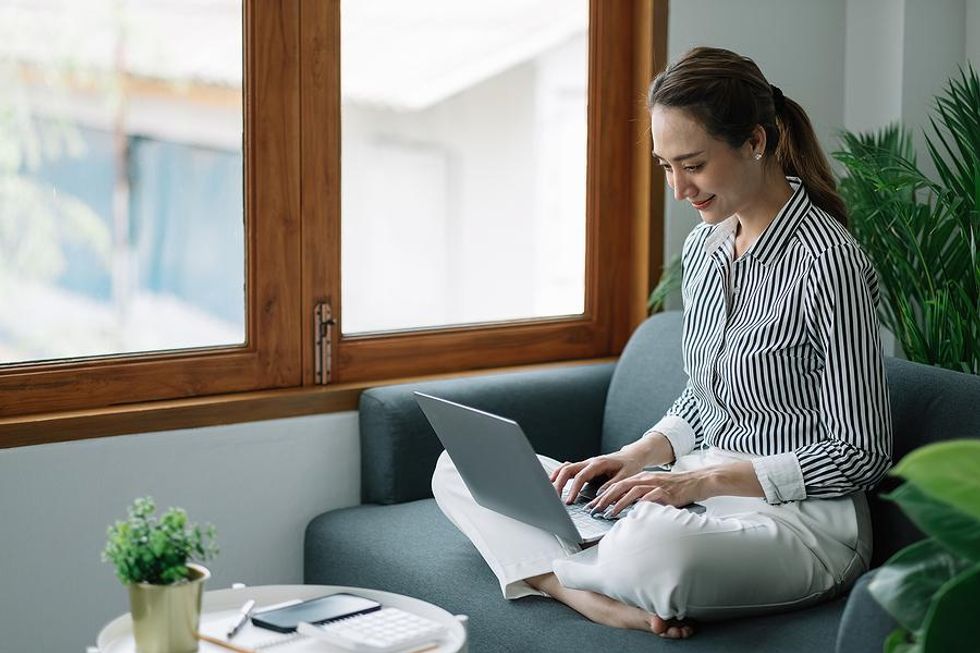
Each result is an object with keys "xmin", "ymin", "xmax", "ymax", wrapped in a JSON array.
[
  {"xmin": 650, "ymin": 614, "xmax": 696, "ymax": 640},
  {"xmin": 526, "ymin": 573, "xmax": 696, "ymax": 639}
]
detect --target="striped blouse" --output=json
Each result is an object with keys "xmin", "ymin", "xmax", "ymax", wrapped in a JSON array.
[{"xmin": 647, "ymin": 178, "xmax": 893, "ymax": 504}]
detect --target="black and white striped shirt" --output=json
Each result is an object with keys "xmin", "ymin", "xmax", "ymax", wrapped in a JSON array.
[{"xmin": 648, "ymin": 178, "xmax": 893, "ymax": 503}]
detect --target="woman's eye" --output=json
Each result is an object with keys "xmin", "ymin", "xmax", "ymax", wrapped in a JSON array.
[{"xmin": 684, "ymin": 164, "xmax": 703, "ymax": 172}]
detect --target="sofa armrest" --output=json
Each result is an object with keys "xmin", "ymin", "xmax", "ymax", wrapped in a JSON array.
[
  {"xmin": 360, "ymin": 362, "xmax": 616, "ymax": 504},
  {"xmin": 835, "ymin": 569, "xmax": 899, "ymax": 653}
]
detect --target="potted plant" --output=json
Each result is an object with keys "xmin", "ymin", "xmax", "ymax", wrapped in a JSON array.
[
  {"xmin": 868, "ymin": 440, "xmax": 980, "ymax": 652},
  {"xmin": 102, "ymin": 497, "xmax": 218, "ymax": 653}
]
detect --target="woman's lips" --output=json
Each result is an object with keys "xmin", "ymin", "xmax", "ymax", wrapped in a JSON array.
[{"xmin": 692, "ymin": 195, "xmax": 715, "ymax": 210}]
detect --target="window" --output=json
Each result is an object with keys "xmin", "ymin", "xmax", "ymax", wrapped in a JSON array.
[
  {"xmin": 0, "ymin": 0, "xmax": 302, "ymax": 418},
  {"xmin": 0, "ymin": 0, "xmax": 665, "ymax": 444},
  {"xmin": 339, "ymin": 1, "xmax": 589, "ymax": 335},
  {"xmin": 0, "ymin": 1, "xmax": 246, "ymax": 365},
  {"xmin": 319, "ymin": 0, "xmax": 665, "ymax": 382}
]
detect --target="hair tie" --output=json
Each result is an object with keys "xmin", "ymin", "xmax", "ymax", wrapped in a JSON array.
[{"xmin": 771, "ymin": 85, "xmax": 786, "ymax": 114}]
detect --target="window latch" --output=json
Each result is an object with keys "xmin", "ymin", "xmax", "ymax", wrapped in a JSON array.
[{"xmin": 314, "ymin": 302, "xmax": 335, "ymax": 385}]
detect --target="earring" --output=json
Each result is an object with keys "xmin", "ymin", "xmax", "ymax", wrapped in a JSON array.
[{"xmin": 754, "ymin": 152, "xmax": 763, "ymax": 160}]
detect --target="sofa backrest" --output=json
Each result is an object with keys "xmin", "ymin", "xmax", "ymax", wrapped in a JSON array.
[
  {"xmin": 358, "ymin": 363, "xmax": 613, "ymax": 505},
  {"xmin": 601, "ymin": 311, "xmax": 686, "ymax": 453},
  {"xmin": 603, "ymin": 311, "xmax": 980, "ymax": 567}
]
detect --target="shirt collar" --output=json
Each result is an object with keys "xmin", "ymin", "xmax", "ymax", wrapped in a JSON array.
[{"xmin": 702, "ymin": 177, "xmax": 811, "ymax": 265}]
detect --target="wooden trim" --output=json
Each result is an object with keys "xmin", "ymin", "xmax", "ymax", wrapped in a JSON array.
[
  {"xmin": 323, "ymin": 0, "xmax": 650, "ymax": 383},
  {"xmin": 628, "ymin": 0, "xmax": 669, "ymax": 331},
  {"xmin": 0, "ymin": 356, "xmax": 616, "ymax": 449},
  {"xmin": 0, "ymin": 0, "xmax": 303, "ymax": 423},
  {"xmin": 300, "ymin": 0, "xmax": 341, "ymax": 386}
]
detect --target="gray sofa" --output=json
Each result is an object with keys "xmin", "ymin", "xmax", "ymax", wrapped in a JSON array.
[{"xmin": 305, "ymin": 311, "xmax": 980, "ymax": 652}]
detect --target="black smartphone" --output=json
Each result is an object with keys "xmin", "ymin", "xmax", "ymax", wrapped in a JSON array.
[{"xmin": 250, "ymin": 593, "xmax": 382, "ymax": 633}]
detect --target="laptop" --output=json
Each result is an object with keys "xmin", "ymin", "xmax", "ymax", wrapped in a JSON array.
[{"xmin": 415, "ymin": 391, "xmax": 622, "ymax": 544}]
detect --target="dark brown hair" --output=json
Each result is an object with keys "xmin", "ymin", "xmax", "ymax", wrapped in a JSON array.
[{"xmin": 647, "ymin": 47, "xmax": 847, "ymax": 226}]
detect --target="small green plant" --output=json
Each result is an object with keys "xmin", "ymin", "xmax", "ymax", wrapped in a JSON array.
[
  {"xmin": 869, "ymin": 440, "xmax": 980, "ymax": 652},
  {"xmin": 648, "ymin": 253, "xmax": 682, "ymax": 314},
  {"xmin": 102, "ymin": 497, "xmax": 218, "ymax": 585}
]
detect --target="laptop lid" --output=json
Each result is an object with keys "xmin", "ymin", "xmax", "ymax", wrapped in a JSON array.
[{"xmin": 415, "ymin": 391, "xmax": 584, "ymax": 543}]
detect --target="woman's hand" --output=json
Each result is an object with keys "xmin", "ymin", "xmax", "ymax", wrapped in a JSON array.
[
  {"xmin": 586, "ymin": 469, "xmax": 709, "ymax": 516},
  {"xmin": 550, "ymin": 452, "xmax": 647, "ymax": 505}
]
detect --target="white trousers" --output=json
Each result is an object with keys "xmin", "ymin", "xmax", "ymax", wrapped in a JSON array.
[{"xmin": 431, "ymin": 447, "xmax": 871, "ymax": 621}]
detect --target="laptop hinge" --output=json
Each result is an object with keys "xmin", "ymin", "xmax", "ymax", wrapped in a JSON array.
[{"xmin": 314, "ymin": 301, "xmax": 335, "ymax": 385}]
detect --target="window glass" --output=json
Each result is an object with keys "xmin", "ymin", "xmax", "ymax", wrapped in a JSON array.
[
  {"xmin": 340, "ymin": 0, "xmax": 588, "ymax": 334},
  {"xmin": 0, "ymin": 0, "xmax": 244, "ymax": 364}
]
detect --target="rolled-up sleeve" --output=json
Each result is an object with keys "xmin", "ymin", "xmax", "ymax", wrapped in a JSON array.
[
  {"xmin": 793, "ymin": 244, "xmax": 893, "ymax": 498},
  {"xmin": 643, "ymin": 382, "xmax": 705, "ymax": 461}
]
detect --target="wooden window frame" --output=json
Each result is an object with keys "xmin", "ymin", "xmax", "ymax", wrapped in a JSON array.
[{"xmin": 0, "ymin": 0, "xmax": 667, "ymax": 447}]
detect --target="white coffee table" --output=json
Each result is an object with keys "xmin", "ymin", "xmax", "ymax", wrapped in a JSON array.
[{"xmin": 96, "ymin": 584, "xmax": 468, "ymax": 653}]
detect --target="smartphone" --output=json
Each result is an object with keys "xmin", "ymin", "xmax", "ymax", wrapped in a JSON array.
[{"xmin": 251, "ymin": 593, "xmax": 382, "ymax": 633}]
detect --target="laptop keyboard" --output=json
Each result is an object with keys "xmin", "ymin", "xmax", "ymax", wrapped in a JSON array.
[{"xmin": 560, "ymin": 488, "xmax": 633, "ymax": 539}]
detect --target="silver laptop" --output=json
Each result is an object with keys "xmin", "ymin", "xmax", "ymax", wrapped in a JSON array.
[{"xmin": 415, "ymin": 391, "xmax": 619, "ymax": 544}]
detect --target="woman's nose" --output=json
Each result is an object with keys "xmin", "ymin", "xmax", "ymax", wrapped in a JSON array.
[{"xmin": 673, "ymin": 173, "xmax": 696, "ymax": 201}]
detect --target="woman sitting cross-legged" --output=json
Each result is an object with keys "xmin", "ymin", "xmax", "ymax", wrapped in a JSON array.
[{"xmin": 432, "ymin": 46, "xmax": 893, "ymax": 641}]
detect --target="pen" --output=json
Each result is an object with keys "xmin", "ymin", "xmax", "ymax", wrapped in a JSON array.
[
  {"xmin": 227, "ymin": 599, "xmax": 256, "ymax": 639},
  {"xmin": 197, "ymin": 632, "xmax": 257, "ymax": 653}
]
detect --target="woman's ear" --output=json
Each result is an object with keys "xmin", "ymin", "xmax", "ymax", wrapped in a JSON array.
[{"xmin": 748, "ymin": 124, "xmax": 768, "ymax": 158}]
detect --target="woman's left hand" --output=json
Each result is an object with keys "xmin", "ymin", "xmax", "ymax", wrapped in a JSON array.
[{"xmin": 586, "ymin": 469, "xmax": 709, "ymax": 517}]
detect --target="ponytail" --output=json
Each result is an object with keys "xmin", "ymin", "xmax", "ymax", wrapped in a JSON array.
[
  {"xmin": 774, "ymin": 96, "xmax": 848, "ymax": 225},
  {"xmin": 648, "ymin": 47, "xmax": 848, "ymax": 227}
]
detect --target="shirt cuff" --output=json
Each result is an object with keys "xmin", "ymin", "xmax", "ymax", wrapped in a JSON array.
[
  {"xmin": 751, "ymin": 452, "xmax": 806, "ymax": 504},
  {"xmin": 643, "ymin": 415, "xmax": 696, "ymax": 462}
]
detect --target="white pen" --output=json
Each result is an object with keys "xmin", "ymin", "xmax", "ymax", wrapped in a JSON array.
[{"xmin": 227, "ymin": 599, "xmax": 256, "ymax": 639}]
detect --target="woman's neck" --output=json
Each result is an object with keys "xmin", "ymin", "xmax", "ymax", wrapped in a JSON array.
[{"xmin": 734, "ymin": 173, "xmax": 794, "ymax": 250}]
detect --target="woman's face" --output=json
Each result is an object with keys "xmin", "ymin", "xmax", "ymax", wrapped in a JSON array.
[{"xmin": 650, "ymin": 105, "xmax": 762, "ymax": 225}]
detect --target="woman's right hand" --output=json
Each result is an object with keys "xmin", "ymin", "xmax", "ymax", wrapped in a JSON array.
[{"xmin": 549, "ymin": 452, "xmax": 647, "ymax": 505}]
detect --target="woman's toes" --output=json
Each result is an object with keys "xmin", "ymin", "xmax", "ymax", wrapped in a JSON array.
[
  {"xmin": 649, "ymin": 615, "xmax": 668, "ymax": 635},
  {"xmin": 650, "ymin": 615, "xmax": 696, "ymax": 639}
]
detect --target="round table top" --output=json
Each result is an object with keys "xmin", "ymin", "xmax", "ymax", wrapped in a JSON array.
[{"xmin": 96, "ymin": 584, "xmax": 468, "ymax": 653}]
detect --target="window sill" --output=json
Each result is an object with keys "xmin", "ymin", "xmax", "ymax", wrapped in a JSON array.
[{"xmin": 0, "ymin": 356, "xmax": 617, "ymax": 449}]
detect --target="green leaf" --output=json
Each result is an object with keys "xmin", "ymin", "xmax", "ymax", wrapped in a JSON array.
[
  {"xmin": 884, "ymin": 628, "xmax": 922, "ymax": 653},
  {"xmin": 883, "ymin": 483, "xmax": 980, "ymax": 562},
  {"xmin": 648, "ymin": 254, "xmax": 682, "ymax": 313},
  {"xmin": 868, "ymin": 538, "xmax": 971, "ymax": 631},
  {"xmin": 891, "ymin": 440, "xmax": 980, "ymax": 522},
  {"xmin": 920, "ymin": 564, "xmax": 980, "ymax": 653}
]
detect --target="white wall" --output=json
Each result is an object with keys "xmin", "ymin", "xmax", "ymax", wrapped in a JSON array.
[
  {"xmin": 0, "ymin": 413, "xmax": 360, "ymax": 653},
  {"xmin": 844, "ymin": 0, "xmax": 904, "ymax": 133},
  {"xmin": 969, "ymin": 0, "xmax": 980, "ymax": 65}
]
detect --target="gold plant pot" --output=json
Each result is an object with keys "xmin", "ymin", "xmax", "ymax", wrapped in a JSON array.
[{"xmin": 128, "ymin": 563, "xmax": 210, "ymax": 653}]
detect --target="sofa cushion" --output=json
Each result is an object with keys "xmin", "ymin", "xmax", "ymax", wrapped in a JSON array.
[
  {"xmin": 835, "ymin": 570, "xmax": 897, "ymax": 653},
  {"xmin": 305, "ymin": 499, "xmax": 847, "ymax": 653}
]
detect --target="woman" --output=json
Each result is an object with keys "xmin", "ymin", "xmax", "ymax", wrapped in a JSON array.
[{"xmin": 432, "ymin": 47, "xmax": 892, "ymax": 640}]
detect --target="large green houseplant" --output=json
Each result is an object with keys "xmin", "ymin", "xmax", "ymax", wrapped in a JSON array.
[
  {"xmin": 868, "ymin": 440, "xmax": 980, "ymax": 652},
  {"xmin": 103, "ymin": 497, "xmax": 218, "ymax": 653},
  {"xmin": 833, "ymin": 66, "xmax": 979, "ymax": 374}
]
